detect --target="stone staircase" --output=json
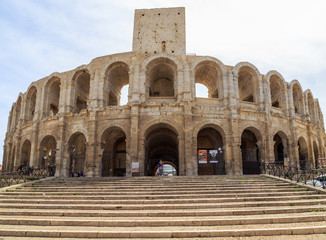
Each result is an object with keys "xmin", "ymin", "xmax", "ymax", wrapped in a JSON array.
[{"xmin": 0, "ymin": 175, "xmax": 326, "ymax": 239}]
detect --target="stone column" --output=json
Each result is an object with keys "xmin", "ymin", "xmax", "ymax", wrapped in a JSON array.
[
  {"xmin": 178, "ymin": 136, "xmax": 185, "ymax": 176},
  {"xmin": 85, "ymin": 111, "xmax": 97, "ymax": 177},
  {"xmin": 29, "ymin": 123, "xmax": 39, "ymax": 168},
  {"xmin": 55, "ymin": 117, "xmax": 67, "ymax": 177},
  {"xmin": 224, "ymin": 133, "xmax": 234, "ymax": 175},
  {"xmin": 129, "ymin": 104, "xmax": 140, "ymax": 177},
  {"xmin": 183, "ymin": 65, "xmax": 191, "ymax": 101}
]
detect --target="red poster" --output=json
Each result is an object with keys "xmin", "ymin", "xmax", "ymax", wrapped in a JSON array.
[{"xmin": 198, "ymin": 150, "xmax": 207, "ymax": 164}]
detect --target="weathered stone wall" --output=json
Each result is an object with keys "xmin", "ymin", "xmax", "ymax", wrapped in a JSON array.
[{"xmin": 3, "ymin": 7, "xmax": 326, "ymax": 176}]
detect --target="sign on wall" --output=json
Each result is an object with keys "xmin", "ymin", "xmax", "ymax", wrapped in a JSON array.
[
  {"xmin": 209, "ymin": 150, "xmax": 218, "ymax": 163},
  {"xmin": 132, "ymin": 162, "xmax": 140, "ymax": 173},
  {"xmin": 198, "ymin": 150, "xmax": 207, "ymax": 164}
]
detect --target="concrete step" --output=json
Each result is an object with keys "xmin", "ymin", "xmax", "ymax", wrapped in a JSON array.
[
  {"xmin": 0, "ymin": 222, "xmax": 325, "ymax": 238},
  {"xmin": 0, "ymin": 194, "xmax": 324, "ymax": 205},
  {"xmin": 0, "ymin": 214, "xmax": 325, "ymax": 227}
]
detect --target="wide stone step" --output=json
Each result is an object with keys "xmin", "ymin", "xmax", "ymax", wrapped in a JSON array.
[
  {"xmin": 0, "ymin": 191, "xmax": 315, "ymax": 200},
  {"xmin": 0, "ymin": 199, "xmax": 326, "ymax": 211},
  {"xmin": 0, "ymin": 194, "xmax": 323, "ymax": 205},
  {"xmin": 0, "ymin": 222, "xmax": 325, "ymax": 238},
  {"xmin": 0, "ymin": 214, "xmax": 325, "ymax": 227},
  {"xmin": 1, "ymin": 205, "xmax": 325, "ymax": 217}
]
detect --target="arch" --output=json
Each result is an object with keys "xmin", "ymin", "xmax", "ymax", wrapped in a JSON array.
[
  {"xmin": 298, "ymin": 136, "xmax": 308, "ymax": 170},
  {"xmin": 197, "ymin": 125, "xmax": 225, "ymax": 175},
  {"xmin": 67, "ymin": 132, "xmax": 87, "ymax": 176},
  {"xmin": 144, "ymin": 123, "xmax": 179, "ymax": 176},
  {"xmin": 234, "ymin": 62, "xmax": 260, "ymax": 103},
  {"xmin": 313, "ymin": 141, "xmax": 319, "ymax": 169},
  {"xmin": 290, "ymin": 80, "xmax": 304, "ymax": 115},
  {"xmin": 20, "ymin": 139, "xmax": 31, "ymax": 167},
  {"xmin": 146, "ymin": 57, "xmax": 177, "ymax": 97},
  {"xmin": 44, "ymin": 77, "xmax": 61, "ymax": 117},
  {"xmin": 273, "ymin": 131, "xmax": 289, "ymax": 165},
  {"xmin": 39, "ymin": 135, "xmax": 57, "ymax": 169},
  {"xmin": 104, "ymin": 61, "xmax": 130, "ymax": 107},
  {"xmin": 241, "ymin": 127, "xmax": 263, "ymax": 174},
  {"xmin": 24, "ymin": 86, "xmax": 37, "ymax": 122},
  {"xmin": 100, "ymin": 126, "xmax": 127, "ymax": 176},
  {"xmin": 315, "ymin": 100, "xmax": 324, "ymax": 128},
  {"xmin": 305, "ymin": 90, "xmax": 316, "ymax": 124},
  {"xmin": 266, "ymin": 72, "xmax": 286, "ymax": 109},
  {"xmin": 73, "ymin": 69, "xmax": 90, "ymax": 114},
  {"xmin": 194, "ymin": 60, "xmax": 223, "ymax": 98},
  {"xmin": 14, "ymin": 96, "xmax": 22, "ymax": 129}
]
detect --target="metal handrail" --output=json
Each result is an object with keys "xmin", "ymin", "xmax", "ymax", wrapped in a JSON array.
[
  {"xmin": 0, "ymin": 167, "xmax": 55, "ymax": 188},
  {"xmin": 262, "ymin": 160, "xmax": 326, "ymax": 189}
]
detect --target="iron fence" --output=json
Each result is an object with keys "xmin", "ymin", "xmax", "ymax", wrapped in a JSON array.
[
  {"xmin": 262, "ymin": 160, "xmax": 326, "ymax": 189},
  {"xmin": 0, "ymin": 167, "xmax": 54, "ymax": 188}
]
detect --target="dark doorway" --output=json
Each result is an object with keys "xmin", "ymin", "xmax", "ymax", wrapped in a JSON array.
[
  {"xmin": 197, "ymin": 127, "xmax": 225, "ymax": 175},
  {"xmin": 241, "ymin": 129, "xmax": 261, "ymax": 174},
  {"xmin": 145, "ymin": 125, "xmax": 178, "ymax": 176}
]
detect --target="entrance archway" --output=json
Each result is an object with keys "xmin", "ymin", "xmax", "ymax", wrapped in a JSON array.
[
  {"xmin": 241, "ymin": 128, "xmax": 262, "ymax": 174},
  {"xmin": 197, "ymin": 127, "xmax": 225, "ymax": 175},
  {"xmin": 101, "ymin": 127, "xmax": 126, "ymax": 176},
  {"xmin": 68, "ymin": 132, "xmax": 86, "ymax": 177},
  {"xmin": 39, "ymin": 135, "xmax": 57, "ymax": 169},
  {"xmin": 298, "ymin": 137, "xmax": 308, "ymax": 170},
  {"xmin": 313, "ymin": 141, "xmax": 319, "ymax": 169},
  {"xmin": 273, "ymin": 131, "xmax": 288, "ymax": 165},
  {"xmin": 144, "ymin": 124, "xmax": 178, "ymax": 176},
  {"xmin": 21, "ymin": 140, "xmax": 31, "ymax": 167}
]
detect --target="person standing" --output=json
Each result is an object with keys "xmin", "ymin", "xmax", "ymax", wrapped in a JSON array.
[{"xmin": 158, "ymin": 160, "xmax": 164, "ymax": 176}]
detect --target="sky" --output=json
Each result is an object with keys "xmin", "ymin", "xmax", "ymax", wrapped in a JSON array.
[{"xmin": 1, "ymin": 0, "xmax": 326, "ymax": 164}]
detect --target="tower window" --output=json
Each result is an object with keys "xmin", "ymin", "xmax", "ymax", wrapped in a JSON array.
[{"xmin": 162, "ymin": 41, "xmax": 166, "ymax": 52}]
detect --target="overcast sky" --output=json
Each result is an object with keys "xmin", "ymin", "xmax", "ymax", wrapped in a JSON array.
[{"xmin": 1, "ymin": 0, "xmax": 326, "ymax": 164}]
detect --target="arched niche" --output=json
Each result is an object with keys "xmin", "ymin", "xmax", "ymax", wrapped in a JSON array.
[
  {"xmin": 298, "ymin": 136, "xmax": 308, "ymax": 170},
  {"xmin": 44, "ymin": 77, "xmax": 61, "ymax": 117},
  {"xmin": 21, "ymin": 140, "xmax": 31, "ymax": 167},
  {"xmin": 292, "ymin": 83, "xmax": 304, "ymax": 115},
  {"xmin": 100, "ymin": 127, "xmax": 127, "ymax": 176},
  {"xmin": 39, "ymin": 135, "xmax": 57, "ymax": 169},
  {"xmin": 238, "ymin": 66, "xmax": 259, "ymax": 103},
  {"xmin": 68, "ymin": 132, "xmax": 87, "ymax": 176},
  {"xmin": 24, "ymin": 86, "xmax": 37, "ymax": 122},
  {"xmin": 73, "ymin": 70, "xmax": 90, "ymax": 113},
  {"xmin": 194, "ymin": 61, "xmax": 222, "ymax": 99},
  {"xmin": 104, "ymin": 62, "xmax": 130, "ymax": 106},
  {"xmin": 270, "ymin": 74, "xmax": 286, "ymax": 109},
  {"xmin": 146, "ymin": 57, "xmax": 177, "ymax": 97}
]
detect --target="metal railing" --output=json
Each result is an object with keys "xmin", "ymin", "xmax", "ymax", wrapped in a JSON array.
[
  {"xmin": 262, "ymin": 160, "xmax": 326, "ymax": 189},
  {"xmin": 0, "ymin": 166, "xmax": 55, "ymax": 188}
]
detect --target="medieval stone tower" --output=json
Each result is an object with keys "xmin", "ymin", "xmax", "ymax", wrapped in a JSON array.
[{"xmin": 3, "ymin": 7, "xmax": 326, "ymax": 177}]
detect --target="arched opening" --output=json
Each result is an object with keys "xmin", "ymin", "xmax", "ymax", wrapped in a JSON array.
[
  {"xmin": 73, "ymin": 70, "xmax": 90, "ymax": 114},
  {"xmin": 270, "ymin": 75, "xmax": 286, "ymax": 109},
  {"xmin": 101, "ymin": 127, "xmax": 126, "ymax": 177},
  {"xmin": 68, "ymin": 132, "xmax": 86, "ymax": 177},
  {"xmin": 313, "ymin": 141, "xmax": 319, "ymax": 169},
  {"xmin": 307, "ymin": 92, "xmax": 316, "ymax": 123},
  {"xmin": 292, "ymin": 84, "xmax": 304, "ymax": 115},
  {"xmin": 241, "ymin": 128, "xmax": 261, "ymax": 174},
  {"xmin": 39, "ymin": 136, "xmax": 57, "ymax": 169},
  {"xmin": 14, "ymin": 97, "xmax": 22, "ymax": 128},
  {"xmin": 273, "ymin": 132, "xmax": 288, "ymax": 165},
  {"xmin": 197, "ymin": 127, "xmax": 225, "ymax": 175},
  {"xmin": 195, "ymin": 83, "xmax": 209, "ymax": 98},
  {"xmin": 104, "ymin": 62, "xmax": 129, "ymax": 106},
  {"xmin": 194, "ymin": 61, "xmax": 222, "ymax": 98},
  {"xmin": 10, "ymin": 146, "xmax": 16, "ymax": 171},
  {"xmin": 21, "ymin": 140, "xmax": 31, "ymax": 167},
  {"xmin": 154, "ymin": 161, "xmax": 177, "ymax": 176},
  {"xmin": 147, "ymin": 58, "xmax": 176, "ymax": 97},
  {"xmin": 25, "ymin": 87, "xmax": 37, "ymax": 122},
  {"xmin": 298, "ymin": 137, "xmax": 308, "ymax": 170},
  {"xmin": 44, "ymin": 77, "xmax": 60, "ymax": 117},
  {"xmin": 144, "ymin": 124, "xmax": 178, "ymax": 176},
  {"xmin": 238, "ymin": 67, "xmax": 258, "ymax": 103}
]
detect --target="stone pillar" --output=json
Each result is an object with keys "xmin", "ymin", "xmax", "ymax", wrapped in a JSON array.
[
  {"xmin": 139, "ymin": 67, "xmax": 146, "ymax": 102},
  {"xmin": 138, "ymin": 137, "xmax": 145, "ymax": 176},
  {"xmin": 55, "ymin": 117, "xmax": 67, "ymax": 177},
  {"xmin": 178, "ymin": 136, "xmax": 185, "ymax": 176},
  {"xmin": 129, "ymin": 104, "xmax": 140, "ymax": 177},
  {"xmin": 184, "ymin": 103, "xmax": 194, "ymax": 176},
  {"xmin": 130, "ymin": 64, "xmax": 141, "ymax": 102},
  {"xmin": 29, "ymin": 123, "xmax": 39, "ymax": 168},
  {"xmin": 224, "ymin": 134, "xmax": 234, "ymax": 175},
  {"xmin": 85, "ymin": 111, "xmax": 97, "ymax": 177},
  {"xmin": 183, "ymin": 65, "xmax": 191, "ymax": 101},
  {"xmin": 177, "ymin": 68, "xmax": 184, "ymax": 102},
  {"xmin": 191, "ymin": 136, "xmax": 198, "ymax": 176},
  {"xmin": 14, "ymin": 135, "xmax": 21, "ymax": 169}
]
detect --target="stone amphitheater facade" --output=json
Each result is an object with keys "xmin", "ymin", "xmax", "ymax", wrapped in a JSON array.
[{"xmin": 3, "ymin": 7, "xmax": 326, "ymax": 177}]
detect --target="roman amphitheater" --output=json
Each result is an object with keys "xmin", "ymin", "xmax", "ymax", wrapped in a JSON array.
[{"xmin": 2, "ymin": 7, "xmax": 326, "ymax": 177}]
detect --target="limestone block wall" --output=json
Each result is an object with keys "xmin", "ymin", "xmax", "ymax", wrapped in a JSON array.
[{"xmin": 3, "ymin": 50, "xmax": 326, "ymax": 177}]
